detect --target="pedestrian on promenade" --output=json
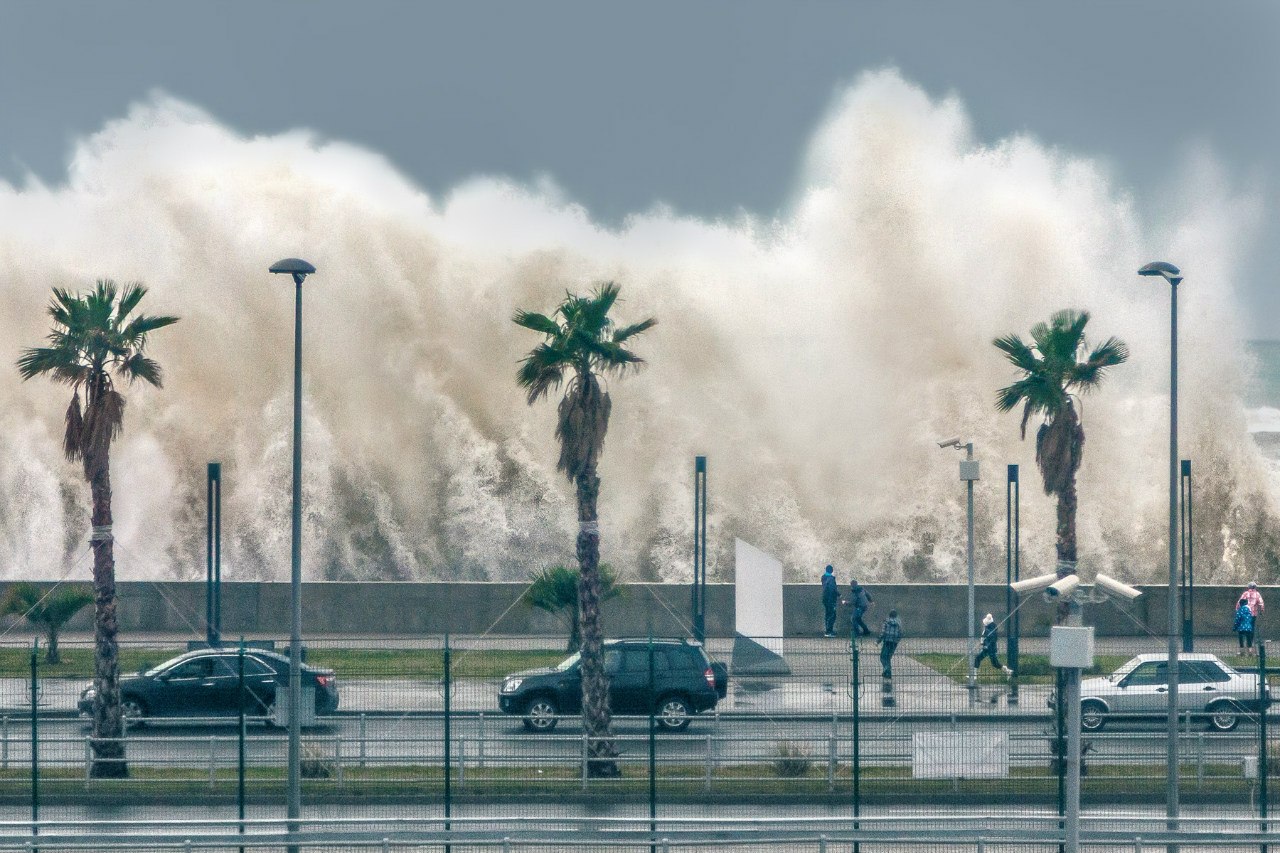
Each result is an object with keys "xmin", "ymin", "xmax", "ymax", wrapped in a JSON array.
[
  {"xmin": 878, "ymin": 609, "xmax": 903, "ymax": 679},
  {"xmin": 820, "ymin": 565, "xmax": 840, "ymax": 637},
  {"xmin": 847, "ymin": 579, "xmax": 873, "ymax": 637},
  {"xmin": 974, "ymin": 613, "xmax": 1012, "ymax": 676},
  {"xmin": 1241, "ymin": 581, "xmax": 1265, "ymax": 626},
  {"xmin": 1234, "ymin": 598, "xmax": 1256, "ymax": 656}
]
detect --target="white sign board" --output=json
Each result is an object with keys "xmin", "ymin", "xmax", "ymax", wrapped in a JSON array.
[
  {"xmin": 734, "ymin": 538, "xmax": 783, "ymax": 656},
  {"xmin": 912, "ymin": 731, "xmax": 1009, "ymax": 779}
]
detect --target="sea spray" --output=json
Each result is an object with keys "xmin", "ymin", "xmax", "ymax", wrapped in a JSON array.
[{"xmin": 0, "ymin": 70, "xmax": 1274, "ymax": 585}]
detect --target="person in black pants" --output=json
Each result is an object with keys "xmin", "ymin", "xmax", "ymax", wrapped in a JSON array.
[
  {"xmin": 847, "ymin": 579, "xmax": 873, "ymax": 636},
  {"xmin": 820, "ymin": 565, "xmax": 839, "ymax": 637},
  {"xmin": 975, "ymin": 613, "xmax": 1013, "ymax": 676},
  {"xmin": 878, "ymin": 610, "xmax": 903, "ymax": 679}
]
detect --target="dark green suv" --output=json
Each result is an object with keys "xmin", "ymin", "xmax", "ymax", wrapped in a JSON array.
[{"xmin": 498, "ymin": 638, "xmax": 728, "ymax": 732}]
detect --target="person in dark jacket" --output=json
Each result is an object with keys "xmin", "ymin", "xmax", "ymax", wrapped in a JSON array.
[
  {"xmin": 878, "ymin": 610, "xmax": 903, "ymax": 679},
  {"xmin": 974, "ymin": 613, "xmax": 1012, "ymax": 675},
  {"xmin": 847, "ymin": 579, "xmax": 873, "ymax": 636},
  {"xmin": 820, "ymin": 565, "xmax": 839, "ymax": 637},
  {"xmin": 1235, "ymin": 598, "xmax": 1256, "ymax": 656}
]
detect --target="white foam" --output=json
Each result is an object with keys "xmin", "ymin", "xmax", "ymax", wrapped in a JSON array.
[{"xmin": 0, "ymin": 71, "xmax": 1271, "ymax": 584}]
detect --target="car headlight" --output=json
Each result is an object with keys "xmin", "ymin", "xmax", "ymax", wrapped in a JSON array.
[{"xmin": 501, "ymin": 678, "xmax": 523, "ymax": 694}]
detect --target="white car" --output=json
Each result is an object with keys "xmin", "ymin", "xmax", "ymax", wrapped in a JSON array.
[{"xmin": 1066, "ymin": 653, "xmax": 1266, "ymax": 732}]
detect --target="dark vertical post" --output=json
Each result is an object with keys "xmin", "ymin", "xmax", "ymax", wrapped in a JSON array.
[
  {"xmin": 238, "ymin": 638, "xmax": 246, "ymax": 853},
  {"xmin": 286, "ymin": 273, "xmax": 304, "ymax": 845},
  {"xmin": 1260, "ymin": 640, "xmax": 1268, "ymax": 853},
  {"xmin": 692, "ymin": 457, "xmax": 707, "ymax": 642},
  {"xmin": 207, "ymin": 462, "xmax": 222, "ymax": 647},
  {"xmin": 1007, "ymin": 464, "xmax": 1020, "ymax": 704},
  {"xmin": 214, "ymin": 463, "xmax": 222, "ymax": 642},
  {"xmin": 1181, "ymin": 460, "xmax": 1193, "ymax": 653},
  {"xmin": 851, "ymin": 625, "xmax": 860, "ymax": 853},
  {"xmin": 30, "ymin": 639, "xmax": 37, "ymax": 849},
  {"xmin": 648, "ymin": 635, "xmax": 657, "ymax": 853},
  {"xmin": 443, "ymin": 634, "xmax": 451, "ymax": 851},
  {"xmin": 1056, "ymin": 667, "xmax": 1066, "ymax": 853}
]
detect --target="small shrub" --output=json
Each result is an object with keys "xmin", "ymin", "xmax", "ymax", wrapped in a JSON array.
[
  {"xmin": 772, "ymin": 741, "xmax": 812, "ymax": 778},
  {"xmin": 301, "ymin": 744, "xmax": 331, "ymax": 779}
]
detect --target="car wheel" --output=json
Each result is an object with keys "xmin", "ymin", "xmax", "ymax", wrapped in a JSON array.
[
  {"xmin": 656, "ymin": 695, "xmax": 692, "ymax": 731},
  {"xmin": 522, "ymin": 697, "xmax": 559, "ymax": 732},
  {"xmin": 1207, "ymin": 700, "xmax": 1241, "ymax": 732},
  {"xmin": 121, "ymin": 696, "xmax": 147, "ymax": 728},
  {"xmin": 262, "ymin": 699, "xmax": 280, "ymax": 729},
  {"xmin": 1080, "ymin": 700, "xmax": 1107, "ymax": 732}
]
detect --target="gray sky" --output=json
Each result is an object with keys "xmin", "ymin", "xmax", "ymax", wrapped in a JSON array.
[{"xmin": 3, "ymin": 2, "xmax": 1278, "ymax": 335}]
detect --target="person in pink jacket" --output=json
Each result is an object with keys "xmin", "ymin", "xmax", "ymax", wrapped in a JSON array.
[{"xmin": 1241, "ymin": 582, "xmax": 1264, "ymax": 617}]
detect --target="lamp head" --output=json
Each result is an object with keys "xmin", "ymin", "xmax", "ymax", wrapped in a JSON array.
[
  {"xmin": 1138, "ymin": 261, "xmax": 1183, "ymax": 285},
  {"xmin": 270, "ymin": 258, "xmax": 316, "ymax": 286},
  {"xmin": 937, "ymin": 438, "xmax": 962, "ymax": 449}
]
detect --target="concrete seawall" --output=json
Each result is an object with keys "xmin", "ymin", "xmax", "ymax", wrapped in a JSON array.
[{"xmin": 5, "ymin": 580, "xmax": 1269, "ymax": 641}]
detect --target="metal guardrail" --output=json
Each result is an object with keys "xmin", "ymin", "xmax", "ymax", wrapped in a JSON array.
[{"xmin": 2, "ymin": 815, "xmax": 1280, "ymax": 850}]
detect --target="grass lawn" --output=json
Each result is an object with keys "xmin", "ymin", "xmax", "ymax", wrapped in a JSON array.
[
  {"xmin": 911, "ymin": 653, "xmax": 1131, "ymax": 685},
  {"xmin": 0, "ymin": 647, "xmax": 568, "ymax": 680}
]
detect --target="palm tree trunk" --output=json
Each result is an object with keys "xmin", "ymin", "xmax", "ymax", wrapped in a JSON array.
[
  {"xmin": 1054, "ymin": 475, "xmax": 1079, "ymax": 624},
  {"xmin": 575, "ymin": 469, "xmax": 618, "ymax": 777},
  {"xmin": 88, "ymin": 466, "xmax": 126, "ymax": 778},
  {"xmin": 45, "ymin": 628, "xmax": 59, "ymax": 666}
]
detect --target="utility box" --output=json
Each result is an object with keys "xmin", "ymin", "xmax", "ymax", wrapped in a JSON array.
[
  {"xmin": 959, "ymin": 460, "xmax": 980, "ymax": 481},
  {"xmin": 1050, "ymin": 626, "xmax": 1095, "ymax": 669},
  {"xmin": 274, "ymin": 683, "xmax": 316, "ymax": 728}
]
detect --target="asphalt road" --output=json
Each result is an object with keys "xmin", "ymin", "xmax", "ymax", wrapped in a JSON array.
[{"xmin": 0, "ymin": 711, "xmax": 1261, "ymax": 776}]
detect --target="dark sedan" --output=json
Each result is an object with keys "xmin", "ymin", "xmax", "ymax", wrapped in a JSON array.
[{"xmin": 77, "ymin": 648, "xmax": 339, "ymax": 724}]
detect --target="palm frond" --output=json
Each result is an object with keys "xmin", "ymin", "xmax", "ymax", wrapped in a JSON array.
[
  {"xmin": 116, "ymin": 353, "xmax": 164, "ymax": 387},
  {"xmin": 612, "ymin": 317, "xmax": 657, "ymax": 343},
  {"xmin": 114, "ymin": 282, "xmax": 148, "ymax": 326},
  {"xmin": 512, "ymin": 310, "xmax": 562, "ymax": 337},
  {"xmin": 1072, "ymin": 336, "xmax": 1130, "ymax": 389},
  {"xmin": 120, "ymin": 313, "xmax": 180, "ymax": 344},
  {"xmin": 63, "ymin": 393, "xmax": 84, "ymax": 463},
  {"xmin": 993, "ymin": 333, "xmax": 1040, "ymax": 374}
]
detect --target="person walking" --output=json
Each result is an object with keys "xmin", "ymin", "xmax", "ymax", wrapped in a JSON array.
[
  {"xmin": 878, "ymin": 609, "xmax": 903, "ymax": 679},
  {"xmin": 1241, "ymin": 582, "xmax": 1265, "ymax": 623},
  {"xmin": 847, "ymin": 579, "xmax": 873, "ymax": 637},
  {"xmin": 974, "ymin": 613, "xmax": 1013, "ymax": 676},
  {"xmin": 1234, "ymin": 598, "xmax": 1256, "ymax": 657},
  {"xmin": 820, "ymin": 565, "xmax": 839, "ymax": 637}
]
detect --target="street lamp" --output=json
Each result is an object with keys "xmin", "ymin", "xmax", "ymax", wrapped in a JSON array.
[
  {"xmin": 939, "ymin": 438, "xmax": 979, "ymax": 692},
  {"xmin": 269, "ymin": 257, "xmax": 315, "ymax": 844},
  {"xmin": 1138, "ymin": 259, "xmax": 1183, "ymax": 841}
]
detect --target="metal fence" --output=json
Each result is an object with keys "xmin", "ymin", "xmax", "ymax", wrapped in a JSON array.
[{"xmin": 0, "ymin": 632, "xmax": 1276, "ymax": 828}]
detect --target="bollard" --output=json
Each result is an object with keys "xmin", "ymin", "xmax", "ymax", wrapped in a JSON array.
[
  {"xmin": 334, "ymin": 736, "xmax": 343, "ymax": 789},
  {"xmin": 827, "ymin": 735, "xmax": 836, "ymax": 792},
  {"xmin": 819, "ymin": 834, "xmax": 828, "ymax": 853},
  {"xmin": 83, "ymin": 738, "xmax": 91, "ymax": 782},
  {"xmin": 359, "ymin": 713, "xmax": 367, "ymax": 768},
  {"xmin": 1196, "ymin": 733, "xmax": 1204, "ymax": 792},
  {"xmin": 2, "ymin": 715, "xmax": 7, "ymax": 771},
  {"xmin": 502, "ymin": 838, "xmax": 512, "ymax": 853},
  {"xmin": 209, "ymin": 736, "xmax": 217, "ymax": 789},
  {"xmin": 478, "ymin": 712, "xmax": 486, "ymax": 769},
  {"xmin": 704, "ymin": 734, "xmax": 712, "ymax": 793},
  {"xmin": 581, "ymin": 732, "xmax": 588, "ymax": 790},
  {"xmin": 1134, "ymin": 836, "xmax": 1143, "ymax": 852},
  {"xmin": 381, "ymin": 838, "xmax": 389, "ymax": 853}
]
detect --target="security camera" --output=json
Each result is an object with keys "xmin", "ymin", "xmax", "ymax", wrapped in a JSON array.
[
  {"xmin": 1094, "ymin": 573, "xmax": 1142, "ymax": 602},
  {"xmin": 1044, "ymin": 574, "xmax": 1080, "ymax": 600},
  {"xmin": 937, "ymin": 438, "xmax": 962, "ymax": 449},
  {"xmin": 1010, "ymin": 573, "xmax": 1059, "ymax": 595}
]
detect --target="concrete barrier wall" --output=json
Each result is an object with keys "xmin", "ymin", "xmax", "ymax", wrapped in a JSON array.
[{"xmin": 4, "ymin": 580, "xmax": 1270, "ymax": 642}]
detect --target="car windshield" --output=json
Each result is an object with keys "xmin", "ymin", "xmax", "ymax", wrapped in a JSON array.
[
  {"xmin": 1110, "ymin": 658, "xmax": 1143, "ymax": 682},
  {"xmin": 554, "ymin": 652, "xmax": 580, "ymax": 672}
]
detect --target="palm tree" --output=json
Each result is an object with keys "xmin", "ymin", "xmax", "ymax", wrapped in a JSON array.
[
  {"xmin": 0, "ymin": 582, "xmax": 95, "ymax": 665},
  {"xmin": 524, "ymin": 564, "xmax": 621, "ymax": 652},
  {"xmin": 993, "ymin": 309, "xmax": 1128, "ymax": 621},
  {"xmin": 17, "ymin": 280, "xmax": 178, "ymax": 778},
  {"xmin": 513, "ymin": 282, "xmax": 655, "ymax": 778}
]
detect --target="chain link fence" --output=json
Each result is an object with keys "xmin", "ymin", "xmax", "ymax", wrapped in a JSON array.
[{"xmin": 0, "ymin": 631, "xmax": 1274, "ymax": 844}]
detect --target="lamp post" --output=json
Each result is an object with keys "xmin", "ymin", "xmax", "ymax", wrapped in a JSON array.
[
  {"xmin": 1138, "ymin": 260, "xmax": 1183, "ymax": 842},
  {"xmin": 269, "ymin": 257, "xmax": 315, "ymax": 845},
  {"xmin": 939, "ymin": 438, "xmax": 979, "ymax": 692}
]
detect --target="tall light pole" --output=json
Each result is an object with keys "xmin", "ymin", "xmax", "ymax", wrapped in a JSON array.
[
  {"xmin": 1139, "ymin": 260, "xmax": 1183, "ymax": 842},
  {"xmin": 269, "ymin": 257, "xmax": 315, "ymax": 845},
  {"xmin": 939, "ymin": 438, "xmax": 979, "ymax": 692}
]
